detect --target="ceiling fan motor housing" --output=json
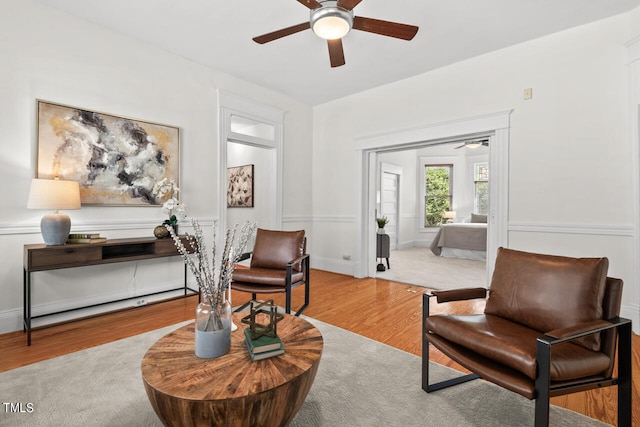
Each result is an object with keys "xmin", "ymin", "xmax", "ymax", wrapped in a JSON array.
[{"xmin": 310, "ymin": 1, "xmax": 354, "ymax": 40}]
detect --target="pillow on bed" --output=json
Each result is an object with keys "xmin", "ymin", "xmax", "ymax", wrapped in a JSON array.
[{"xmin": 470, "ymin": 213, "xmax": 487, "ymax": 223}]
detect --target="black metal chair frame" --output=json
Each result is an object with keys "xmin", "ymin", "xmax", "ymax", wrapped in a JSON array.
[
  {"xmin": 422, "ymin": 292, "xmax": 632, "ymax": 427},
  {"xmin": 233, "ymin": 253, "xmax": 310, "ymax": 317}
]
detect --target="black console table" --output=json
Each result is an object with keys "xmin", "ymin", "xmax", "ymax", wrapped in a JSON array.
[{"xmin": 23, "ymin": 236, "xmax": 198, "ymax": 345}]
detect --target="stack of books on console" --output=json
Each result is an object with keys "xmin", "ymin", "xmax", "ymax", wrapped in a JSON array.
[
  {"xmin": 67, "ymin": 233, "xmax": 107, "ymax": 244},
  {"xmin": 244, "ymin": 328, "xmax": 285, "ymax": 361}
]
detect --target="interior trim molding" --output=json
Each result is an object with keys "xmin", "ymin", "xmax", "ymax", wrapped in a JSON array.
[
  {"xmin": 508, "ymin": 222, "xmax": 634, "ymax": 236},
  {"xmin": 0, "ymin": 218, "xmax": 216, "ymax": 236},
  {"xmin": 627, "ymin": 35, "xmax": 640, "ymax": 333}
]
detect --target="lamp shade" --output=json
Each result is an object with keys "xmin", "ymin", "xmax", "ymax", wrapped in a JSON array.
[
  {"xmin": 27, "ymin": 179, "xmax": 81, "ymax": 210},
  {"xmin": 444, "ymin": 211, "xmax": 457, "ymax": 219}
]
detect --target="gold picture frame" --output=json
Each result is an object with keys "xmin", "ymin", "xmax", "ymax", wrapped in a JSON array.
[{"xmin": 36, "ymin": 100, "xmax": 180, "ymax": 206}]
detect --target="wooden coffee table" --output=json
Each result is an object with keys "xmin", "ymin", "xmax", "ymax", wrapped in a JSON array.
[{"xmin": 141, "ymin": 313, "xmax": 323, "ymax": 427}]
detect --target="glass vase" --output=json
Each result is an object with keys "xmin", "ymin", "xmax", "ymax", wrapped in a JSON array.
[{"xmin": 194, "ymin": 297, "xmax": 231, "ymax": 359}]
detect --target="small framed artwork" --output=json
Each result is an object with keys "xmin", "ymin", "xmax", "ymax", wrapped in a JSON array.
[
  {"xmin": 227, "ymin": 164, "xmax": 254, "ymax": 208},
  {"xmin": 36, "ymin": 100, "xmax": 180, "ymax": 206}
]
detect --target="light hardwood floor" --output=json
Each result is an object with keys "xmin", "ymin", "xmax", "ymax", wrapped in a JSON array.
[{"xmin": 0, "ymin": 269, "xmax": 637, "ymax": 426}]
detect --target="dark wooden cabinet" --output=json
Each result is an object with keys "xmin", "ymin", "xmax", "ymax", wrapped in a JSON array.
[{"xmin": 23, "ymin": 237, "xmax": 198, "ymax": 345}]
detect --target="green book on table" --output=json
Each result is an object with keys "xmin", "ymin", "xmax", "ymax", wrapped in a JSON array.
[
  {"xmin": 247, "ymin": 342, "xmax": 285, "ymax": 361},
  {"xmin": 243, "ymin": 328, "xmax": 284, "ymax": 354}
]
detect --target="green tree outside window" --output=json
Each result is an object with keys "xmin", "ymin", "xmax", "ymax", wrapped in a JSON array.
[{"xmin": 425, "ymin": 165, "xmax": 452, "ymax": 227}]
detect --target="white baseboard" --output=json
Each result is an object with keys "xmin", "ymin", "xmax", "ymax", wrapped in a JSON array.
[
  {"xmin": 311, "ymin": 257, "xmax": 354, "ymax": 276},
  {"xmin": 620, "ymin": 305, "xmax": 640, "ymax": 335}
]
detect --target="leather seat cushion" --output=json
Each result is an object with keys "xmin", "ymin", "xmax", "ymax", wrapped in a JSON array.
[
  {"xmin": 484, "ymin": 248, "xmax": 608, "ymax": 351},
  {"xmin": 426, "ymin": 313, "xmax": 611, "ymax": 381},
  {"xmin": 232, "ymin": 267, "xmax": 304, "ymax": 287}
]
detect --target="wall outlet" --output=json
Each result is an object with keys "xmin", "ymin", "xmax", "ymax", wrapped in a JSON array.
[
  {"xmin": 135, "ymin": 299, "xmax": 147, "ymax": 306},
  {"xmin": 523, "ymin": 87, "xmax": 533, "ymax": 100}
]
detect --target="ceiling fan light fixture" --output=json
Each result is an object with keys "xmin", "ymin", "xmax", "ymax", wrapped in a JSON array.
[
  {"xmin": 311, "ymin": 2, "xmax": 353, "ymax": 40},
  {"xmin": 465, "ymin": 142, "xmax": 482, "ymax": 148}
]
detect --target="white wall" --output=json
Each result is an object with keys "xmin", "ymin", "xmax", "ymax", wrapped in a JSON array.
[
  {"xmin": 0, "ymin": 1, "xmax": 312, "ymax": 334},
  {"xmin": 312, "ymin": 11, "xmax": 640, "ymax": 324}
]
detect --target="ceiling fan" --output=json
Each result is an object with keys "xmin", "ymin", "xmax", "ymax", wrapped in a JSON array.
[
  {"xmin": 454, "ymin": 139, "xmax": 489, "ymax": 149},
  {"xmin": 252, "ymin": 0, "xmax": 419, "ymax": 68}
]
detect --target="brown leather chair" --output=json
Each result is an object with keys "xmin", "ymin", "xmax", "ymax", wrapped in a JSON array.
[
  {"xmin": 423, "ymin": 247, "xmax": 632, "ymax": 427},
  {"xmin": 231, "ymin": 228, "xmax": 310, "ymax": 316}
]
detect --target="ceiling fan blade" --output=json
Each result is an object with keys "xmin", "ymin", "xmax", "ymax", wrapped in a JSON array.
[
  {"xmin": 337, "ymin": 0, "xmax": 364, "ymax": 10},
  {"xmin": 454, "ymin": 144, "xmax": 465, "ymax": 149},
  {"xmin": 353, "ymin": 16, "xmax": 419, "ymax": 40},
  {"xmin": 327, "ymin": 39, "xmax": 346, "ymax": 67},
  {"xmin": 253, "ymin": 22, "xmax": 311, "ymax": 44},
  {"xmin": 297, "ymin": 0, "xmax": 323, "ymax": 9}
]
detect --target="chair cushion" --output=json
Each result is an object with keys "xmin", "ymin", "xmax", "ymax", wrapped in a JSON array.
[
  {"xmin": 232, "ymin": 267, "xmax": 304, "ymax": 287},
  {"xmin": 426, "ymin": 314, "xmax": 611, "ymax": 381},
  {"xmin": 250, "ymin": 229, "xmax": 305, "ymax": 272},
  {"xmin": 484, "ymin": 248, "xmax": 608, "ymax": 351}
]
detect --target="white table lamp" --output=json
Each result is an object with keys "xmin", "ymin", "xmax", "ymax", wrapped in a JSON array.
[
  {"xmin": 27, "ymin": 178, "xmax": 81, "ymax": 245},
  {"xmin": 444, "ymin": 211, "xmax": 457, "ymax": 223}
]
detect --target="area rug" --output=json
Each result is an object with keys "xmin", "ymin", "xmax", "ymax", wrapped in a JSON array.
[
  {"xmin": 376, "ymin": 247, "xmax": 487, "ymax": 291},
  {"xmin": 0, "ymin": 319, "xmax": 608, "ymax": 427}
]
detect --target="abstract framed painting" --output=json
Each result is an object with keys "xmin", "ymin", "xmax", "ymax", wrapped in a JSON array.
[
  {"xmin": 36, "ymin": 100, "xmax": 180, "ymax": 206},
  {"xmin": 227, "ymin": 164, "xmax": 254, "ymax": 208}
]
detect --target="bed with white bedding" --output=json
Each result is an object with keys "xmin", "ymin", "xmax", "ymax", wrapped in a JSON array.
[{"xmin": 429, "ymin": 223, "xmax": 487, "ymax": 261}]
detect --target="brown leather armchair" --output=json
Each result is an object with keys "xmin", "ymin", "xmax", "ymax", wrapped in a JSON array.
[
  {"xmin": 231, "ymin": 228, "xmax": 310, "ymax": 316},
  {"xmin": 423, "ymin": 247, "xmax": 632, "ymax": 427}
]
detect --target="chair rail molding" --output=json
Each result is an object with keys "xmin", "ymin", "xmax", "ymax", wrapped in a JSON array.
[{"xmin": 0, "ymin": 218, "xmax": 216, "ymax": 236}]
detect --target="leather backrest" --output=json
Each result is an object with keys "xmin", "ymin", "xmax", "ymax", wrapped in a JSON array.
[
  {"xmin": 485, "ymin": 247, "xmax": 608, "ymax": 351},
  {"xmin": 250, "ymin": 229, "xmax": 305, "ymax": 272}
]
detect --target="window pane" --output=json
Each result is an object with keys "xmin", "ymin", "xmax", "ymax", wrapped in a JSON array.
[
  {"xmin": 230, "ymin": 115, "xmax": 275, "ymax": 140},
  {"xmin": 475, "ymin": 181, "xmax": 489, "ymax": 214},
  {"xmin": 425, "ymin": 165, "xmax": 452, "ymax": 227},
  {"xmin": 474, "ymin": 162, "xmax": 488, "ymax": 181}
]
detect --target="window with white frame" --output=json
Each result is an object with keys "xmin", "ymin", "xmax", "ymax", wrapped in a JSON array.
[
  {"xmin": 474, "ymin": 162, "xmax": 489, "ymax": 214},
  {"xmin": 424, "ymin": 164, "xmax": 453, "ymax": 227}
]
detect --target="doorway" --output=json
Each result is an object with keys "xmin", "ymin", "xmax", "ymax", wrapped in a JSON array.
[
  {"xmin": 354, "ymin": 111, "xmax": 511, "ymax": 283},
  {"xmin": 217, "ymin": 91, "xmax": 284, "ymax": 250}
]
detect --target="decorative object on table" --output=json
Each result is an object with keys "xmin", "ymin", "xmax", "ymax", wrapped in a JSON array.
[
  {"xmin": 240, "ymin": 299, "xmax": 284, "ymax": 339},
  {"xmin": 245, "ymin": 335, "xmax": 285, "ymax": 361},
  {"xmin": 243, "ymin": 328, "xmax": 283, "ymax": 354},
  {"xmin": 376, "ymin": 216, "xmax": 389, "ymax": 234},
  {"xmin": 27, "ymin": 178, "xmax": 81, "ymax": 246},
  {"xmin": 227, "ymin": 164, "xmax": 254, "ymax": 207},
  {"xmin": 36, "ymin": 100, "xmax": 179, "ymax": 206},
  {"xmin": 66, "ymin": 235, "xmax": 107, "ymax": 244},
  {"xmin": 167, "ymin": 218, "xmax": 256, "ymax": 359},
  {"xmin": 241, "ymin": 300, "xmax": 285, "ymax": 361},
  {"xmin": 152, "ymin": 178, "xmax": 186, "ymax": 238}
]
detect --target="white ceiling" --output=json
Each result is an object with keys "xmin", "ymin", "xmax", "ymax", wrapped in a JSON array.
[{"xmin": 36, "ymin": 0, "xmax": 640, "ymax": 105}]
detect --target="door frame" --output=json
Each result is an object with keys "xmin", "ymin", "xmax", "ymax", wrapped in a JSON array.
[
  {"xmin": 217, "ymin": 90, "xmax": 284, "ymax": 248},
  {"xmin": 379, "ymin": 163, "xmax": 402, "ymax": 249},
  {"xmin": 354, "ymin": 110, "xmax": 512, "ymax": 283}
]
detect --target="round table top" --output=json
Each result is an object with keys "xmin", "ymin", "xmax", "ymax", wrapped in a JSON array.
[{"xmin": 141, "ymin": 313, "xmax": 324, "ymax": 401}]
